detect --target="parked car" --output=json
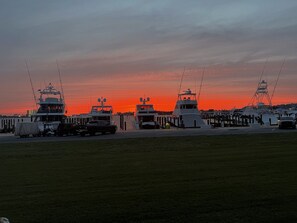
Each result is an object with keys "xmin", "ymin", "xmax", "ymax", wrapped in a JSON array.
[
  {"xmin": 139, "ymin": 121, "xmax": 160, "ymax": 129},
  {"xmin": 278, "ymin": 116, "xmax": 296, "ymax": 129},
  {"xmin": 79, "ymin": 120, "xmax": 117, "ymax": 136}
]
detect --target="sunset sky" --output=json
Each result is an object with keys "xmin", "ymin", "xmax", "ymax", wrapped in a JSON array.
[{"xmin": 1, "ymin": 0, "xmax": 297, "ymax": 115}]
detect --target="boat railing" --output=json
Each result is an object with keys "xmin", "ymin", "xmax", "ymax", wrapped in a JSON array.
[
  {"xmin": 138, "ymin": 110, "xmax": 156, "ymax": 114},
  {"xmin": 37, "ymin": 108, "xmax": 64, "ymax": 113},
  {"xmin": 176, "ymin": 109, "xmax": 199, "ymax": 114}
]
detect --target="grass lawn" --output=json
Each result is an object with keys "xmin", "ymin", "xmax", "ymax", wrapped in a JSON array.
[{"xmin": 1, "ymin": 133, "xmax": 297, "ymax": 223}]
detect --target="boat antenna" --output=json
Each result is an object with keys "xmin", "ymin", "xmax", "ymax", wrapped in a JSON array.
[
  {"xmin": 197, "ymin": 67, "xmax": 205, "ymax": 102},
  {"xmin": 178, "ymin": 66, "xmax": 186, "ymax": 95},
  {"xmin": 56, "ymin": 60, "xmax": 65, "ymax": 100},
  {"xmin": 25, "ymin": 60, "xmax": 37, "ymax": 108},
  {"xmin": 271, "ymin": 57, "xmax": 286, "ymax": 102}
]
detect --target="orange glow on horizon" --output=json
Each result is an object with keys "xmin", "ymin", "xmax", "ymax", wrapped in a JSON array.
[
  {"xmin": 0, "ymin": 94, "xmax": 295, "ymax": 116},
  {"xmin": 63, "ymin": 95, "xmax": 294, "ymax": 115}
]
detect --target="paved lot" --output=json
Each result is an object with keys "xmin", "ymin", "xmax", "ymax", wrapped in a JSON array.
[{"xmin": 0, "ymin": 126, "xmax": 295, "ymax": 144}]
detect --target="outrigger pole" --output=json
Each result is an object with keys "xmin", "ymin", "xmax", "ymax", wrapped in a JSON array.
[
  {"xmin": 258, "ymin": 58, "xmax": 269, "ymax": 83},
  {"xmin": 178, "ymin": 66, "xmax": 186, "ymax": 95},
  {"xmin": 25, "ymin": 60, "xmax": 37, "ymax": 109},
  {"xmin": 197, "ymin": 67, "xmax": 205, "ymax": 102},
  {"xmin": 271, "ymin": 58, "xmax": 286, "ymax": 102},
  {"xmin": 56, "ymin": 60, "xmax": 65, "ymax": 100},
  {"xmin": 56, "ymin": 60, "xmax": 67, "ymax": 114}
]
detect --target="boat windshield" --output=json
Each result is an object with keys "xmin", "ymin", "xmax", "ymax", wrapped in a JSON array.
[
  {"xmin": 137, "ymin": 105, "xmax": 153, "ymax": 110},
  {"xmin": 280, "ymin": 117, "xmax": 294, "ymax": 121},
  {"xmin": 180, "ymin": 104, "xmax": 197, "ymax": 109},
  {"xmin": 91, "ymin": 106, "xmax": 112, "ymax": 113}
]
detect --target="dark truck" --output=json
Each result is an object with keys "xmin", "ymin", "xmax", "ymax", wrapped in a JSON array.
[
  {"xmin": 278, "ymin": 116, "xmax": 296, "ymax": 129},
  {"xmin": 79, "ymin": 120, "xmax": 117, "ymax": 136},
  {"xmin": 56, "ymin": 123, "xmax": 81, "ymax": 136}
]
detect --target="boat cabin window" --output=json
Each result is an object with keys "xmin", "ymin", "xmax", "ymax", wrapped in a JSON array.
[
  {"xmin": 38, "ymin": 105, "xmax": 63, "ymax": 113},
  {"xmin": 92, "ymin": 116, "xmax": 111, "ymax": 122},
  {"xmin": 36, "ymin": 115, "xmax": 65, "ymax": 122},
  {"xmin": 45, "ymin": 98, "xmax": 59, "ymax": 103},
  {"xmin": 88, "ymin": 120, "xmax": 109, "ymax": 126},
  {"xmin": 180, "ymin": 104, "xmax": 197, "ymax": 109}
]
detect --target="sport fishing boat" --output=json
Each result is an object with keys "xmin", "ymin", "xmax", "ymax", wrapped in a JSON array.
[
  {"xmin": 34, "ymin": 83, "xmax": 66, "ymax": 123},
  {"xmin": 172, "ymin": 88, "xmax": 206, "ymax": 128},
  {"xmin": 135, "ymin": 97, "xmax": 160, "ymax": 129},
  {"xmin": 243, "ymin": 80, "xmax": 278, "ymax": 125},
  {"xmin": 89, "ymin": 97, "xmax": 113, "ymax": 124},
  {"xmin": 14, "ymin": 82, "xmax": 66, "ymax": 137}
]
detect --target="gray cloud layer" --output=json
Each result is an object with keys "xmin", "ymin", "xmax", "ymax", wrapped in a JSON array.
[{"xmin": 1, "ymin": 0, "xmax": 297, "ymax": 113}]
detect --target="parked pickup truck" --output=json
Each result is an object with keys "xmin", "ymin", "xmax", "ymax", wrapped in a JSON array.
[
  {"xmin": 278, "ymin": 116, "xmax": 296, "ymax": 129},
  {"xmin": 79, "ymin": 120, "xmax": 117, "ymax": 136},
  {"xmin": 56, "ymin": 123, "xmax": 81, "ymax": 136}
]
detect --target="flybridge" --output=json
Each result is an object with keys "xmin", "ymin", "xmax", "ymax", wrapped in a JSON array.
[
  {"xmin": 137, "ymin": 97, "xmax": 155, "ymax": 113},
  {"xmin": 178, "ymin": 89, "xmax": 196, "ymax": 97},
  {"xmin": 38, "ymin": 83, "xmax": 64, "ymax": 105},
  {"xmin": 89, "ymin": 97, "xmax": 113, "ymax": 123},
  {"xmin": 90, "ymin": 97, "xmax": 113, "ymax": 114},
  {"xmin": 38, "ymin": 83, "xmax": 62, "ymax": 96},
  {"xmin": 177, "ymin": 89, "xmax": 197, "ymax": 104},
  {"xmin": 137, "ymin": 105, "xmax": 155, "ymax": 113}
]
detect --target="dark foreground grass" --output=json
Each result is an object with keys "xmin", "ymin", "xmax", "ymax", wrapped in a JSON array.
[{"xmin": 1, "ymin": 133, "xmax": 297, "ymax": 223}]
